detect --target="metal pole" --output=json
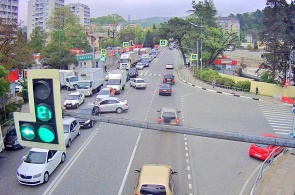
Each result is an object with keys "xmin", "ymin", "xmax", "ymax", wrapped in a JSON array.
[
  {"xmin": 197, "ymin": 41, "xmax": 199, "ymax": 70},
  {"xmin": 200, "ymin": 17, "xmax": 203, "ymax": 72},
  {"xmin": 93, "ymin": 41, "xmax": 95, "ymax": 68}
]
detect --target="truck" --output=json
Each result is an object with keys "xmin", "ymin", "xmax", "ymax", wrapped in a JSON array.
[
  {"xmin": 59, "ymin": 70, "xmax": 79, "ymax": 90},
  {"xmin": 119, "ymin": 52, "xmax": 139, "ymax": 70},
  {"xmin": 106, "ymin": 69, "xmax": 128, "ymax": 94},
  {"xmin": 75, "ymin": 68, "xmax": 104, "ymax": 97}
]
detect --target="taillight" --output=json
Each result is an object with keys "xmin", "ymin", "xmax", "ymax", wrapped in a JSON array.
[
  {"xmin": 159, "ymin": 89, "xmax": 163, "ymax": 92},
  {"xmin": 163, "ymin": 78, "xmax": 166, "ymax": 83},
  {"xmin": 176, "ymin": 118, "xmax": 179, "ymax": 125},
  {"xmin": 158, "ymin": 118, "xmax": 162, "ymax": 123},
  {"xmin": 168, "ymin": 90, "xmax": 171, "ymax": 92},
  {"xmin": 172, "ymin": 78, "xmax": 175, "ymax": 82}
]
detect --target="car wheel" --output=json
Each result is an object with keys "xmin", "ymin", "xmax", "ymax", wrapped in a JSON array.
[
  {"xmin": 116, "ymin": 107, "xmax": 123, "ymax": 114},
  {"xmin": 78, "ymin": 130, "xmax": 81, "ymax": 136},
  {"xmin": 76, "ymin": 104, "xmax": 79, "ymax": 109},
  {"xmin": 90, "ymin": 121, "xmax": 94, "ymax": 128},
  {"xmin": 130, "ymin": 83, "xmax": 132, "ymax": 87},
  {"xmin": 61, "ymin": 153, "xmax": 66, "ymax": 163},
  {"xmin": 43, "ymin": 172, "xmax": 49, "ymax": 184},
  {"xmin": 67, "ymin": 139, "xmax": 71, "ymax": 147},
  {"xmin": 67, "ymin": 86, "xmax": 70, "ymax": 91}
]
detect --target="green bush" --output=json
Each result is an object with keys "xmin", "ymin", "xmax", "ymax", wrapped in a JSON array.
[
  {"xmin": 235, "ymin": 80, "xmax": 251, "ymax": 90},
  {"xmin": 222, "ymin": 77, "xmax": 235, "ymax": 87}
]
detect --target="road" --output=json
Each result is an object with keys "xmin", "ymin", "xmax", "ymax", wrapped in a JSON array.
[{"xmin": 0, "ymin": 47, "xmax": 292, "ymax": 195}]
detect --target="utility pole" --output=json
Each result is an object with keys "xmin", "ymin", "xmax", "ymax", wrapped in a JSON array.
[
  {"xmin": 289, "ymin": 48, "xmax": 295, "ymax": 84},
  {"xmin": 200, "ymin": 17, "xmax": 203, "ymax": 72},
  {"xmin": 91, "ymin": 36, "xmax": 96, "ymax": 68}
]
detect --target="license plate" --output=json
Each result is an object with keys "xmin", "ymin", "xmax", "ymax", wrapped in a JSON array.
[
  {"xmin": 254, "ymin": 153, "xmax": 261, "ymax": 157},
  {"xmin": 6, "ymin": 145, "xmax": 12, "ymax": 147},
  {"xmin": 66, "ymin": 105, "xmax": 71, "ymax": 107},
  {"xmin": 163, "ymin": 90, "xmax": 167, "ymax": 91}
]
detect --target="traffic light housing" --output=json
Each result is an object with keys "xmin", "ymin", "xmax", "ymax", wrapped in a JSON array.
[
  {"xmin": 14, "ymin": 69, "xmax": 65, "ymax": 151},
  {"xmin": 190, "ymin": 54, "xmax": 198, "ymax": 61}
]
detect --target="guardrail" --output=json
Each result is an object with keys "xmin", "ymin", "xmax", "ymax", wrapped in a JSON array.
[{"xmin": 250, "ymin": 147, "xmax": 289, "ymax": 195}]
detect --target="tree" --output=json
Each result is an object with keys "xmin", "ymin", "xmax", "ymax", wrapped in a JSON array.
[
  {"xmin": 144, "ymin": 30, "xmax": 154, "ymax": 48},
  {"xmin": 28, "ymin": 26, "xmax": 48, "ymax": 52}
]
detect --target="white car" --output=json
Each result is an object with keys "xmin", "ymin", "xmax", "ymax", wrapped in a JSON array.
[
  {"xmin": 63, "ymin": 117, "xmax": 80, "ymax": 147},
  {"xmin": 96, "ymin": 87, "xmax": 114, "ymax": 101},
  {"xmin": 17, "ymin": 148, "xmax": 66, "ymax": 185},
  {"xmin": 165, "ymin": 63, "xmax": 174, "ymax": 69},
  {"xmin": 130, "ymin": 78, "xmax": 147, "ymax": 89},
  {"xmin": 63, "ymin": 92, "xmax": 85, "ymax": 109},
  {"xmin": 136, "ymin": 62, "xmax": 145, "ymax": 70}
]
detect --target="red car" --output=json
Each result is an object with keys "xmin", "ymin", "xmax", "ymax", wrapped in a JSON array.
[{"xmin": 249, "ymin": 134, "xmax": 284, "ymax": 160}]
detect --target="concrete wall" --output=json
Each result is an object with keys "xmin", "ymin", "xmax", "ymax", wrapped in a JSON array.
[{"xmin": 220, "ymin": 73, "xmax": 295, "ymax": 98}]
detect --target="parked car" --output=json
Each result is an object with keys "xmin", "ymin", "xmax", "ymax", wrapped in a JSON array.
[
  {"xmin": 130, "ymin": 78, "xmax": 147, "ymax": 89},
  {"xmin": 136, "ymin": 62, "xmax": 145, "ymax": 70},
  {"xmin": 163, "ymin": 74, "xmax": 175, "ymax": 85},
  {"xmin": 157, "ymin": 107, "xmax": 181, "ymax": 126},
  {"xmin": 165, "ymin": 63, "xmax": 174, "ymax": 69},
  {"xmin": 4, "ymin": 125, "xmax": 24, "ymax": 149},
  {"xmin": 249, "ymin": 134, "xmax": 284, "ymax": 160},
  {"xmin": 63, "ymin": 117, "xmax": 80, "ymax": 147},
  {"xmin": 128, "ymin": 67, "xmax": 138, "ymax": 78},
  {"xmin": 16, "ymin": 148, "xmax": 66, "ymax": 185},
  {"xmin": 134, "ymin": 164, "xmax": 178, "ymax": 195},
  {"xmin": 76, "ymin": 105, "xmax": 100, "ymax": 128},
  {"xmin": 159, "ymin": 84, "xmax": 172, "ymax": 96},
  {"xmin": 91, "ymin": 97, "xmax": 128, "ymax": 114},
  {"xmin": 63, "ymin": 92, "xmax": 85, "ymax": 109},
  {"xmin": 96, "ymin": 87, "xmax": 114, "ymax": 101}
]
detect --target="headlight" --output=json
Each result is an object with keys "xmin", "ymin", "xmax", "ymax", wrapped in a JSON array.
[
  {"xmin": 72, "ymin": 102, "xmax": 77, "ymax": 105},
  {"xmin": 17, "ymin": 171, "xmax": 19, "ymax": 176},
  {"xmin": 33, "ymin": 173, "xmax": 41, "ymax": 178},
  {"xmin": 85, "ymin": 120, "xmax": 91, "ymax": 124}
]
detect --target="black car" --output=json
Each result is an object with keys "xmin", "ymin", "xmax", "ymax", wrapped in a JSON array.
[
  {"xmin": 76, "ymin": 106, "xmax": 100, "ymax": 128},
  {"xmin": 163, "ymin": 74, "xmax": 175, "ymax": 85},
  {"xmin": 159, "ymin": 84, "xmax": 172, "ymax": 96},
  {"xmin": 4, "ymin": 126, "xmax": 24, "ymax": 149},
  {"xmin": 128, "ymin": 67, "xmax": 138, "ymax": 78}
]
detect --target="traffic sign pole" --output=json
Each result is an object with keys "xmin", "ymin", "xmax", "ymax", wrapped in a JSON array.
[{"xmin": 290, "ymin": 107, "xmax": 295, "ymax": 154}]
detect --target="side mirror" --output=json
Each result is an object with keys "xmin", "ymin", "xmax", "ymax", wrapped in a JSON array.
[
  {"xmin": 134, "ymin": 170, "xmax": 140, "ymax": 173},
  {"xmin": 172, "ymin": 171, "xmax": 178, "ymax": 175},
  {"xmin": 178, "ymin": 111, "xmax": 181, "ymax": 113},
  {"xmin": 48, "ymin": 158, "xmax": 53, "ymax": 162},
  {"xmin": 22, "ymin": 156, "xmax": 25, "ymax": 160},
  {"xmin": 157, "ymin": 110, "xmax": 160, "ymax": 112}
]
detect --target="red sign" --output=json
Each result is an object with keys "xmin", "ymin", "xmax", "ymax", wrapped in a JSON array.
[{"xmin": 70, "ymin": 48, "xmax": 85, "ymax": 54}]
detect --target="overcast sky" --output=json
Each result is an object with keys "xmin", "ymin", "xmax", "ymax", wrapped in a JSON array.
[{"xmin": 18, "ymin": 0, "xmax": 287, "ymax": 25}]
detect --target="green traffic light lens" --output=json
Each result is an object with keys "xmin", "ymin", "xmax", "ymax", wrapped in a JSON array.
[
  {"xmin": 38, "ymin": 125, "xmax": 55, "ymax": 143},
  {"xmin": 20, "ymin": 124, "xmax": 35, "ymax": 140},
  {"xmin": 36, "ymin": 103, "xmax": 53, "ymax": 122}
]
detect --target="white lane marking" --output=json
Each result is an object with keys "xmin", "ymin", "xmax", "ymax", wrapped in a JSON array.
[
  {"xmin": 239, "ymin": 162, "xmax": 264, "ymax": 195},
  {"xmin": 186, "ymin": 159, "xmax": 189, "ymax": 163},
  {"xmin": 186, "ymin": 153, "xmax": 189, "ymax": 157},
  {"xmin": 187, "ymin": 166, "xmax": 190, "ymax": 171},
  {"xmin": 184, "ymin": 137, "xmax": 187, "ymax": 141},
  {"xmin": 185, "ymin": 142, "xmax": 187, "ymax": 145},
  {"xmin": 140, "ymin": 73, "xmax": 143, "ymax": 76},
  {"xmin": 118, "ymin": 129, "xmax": 143, "ymax": 195},
  {"xmin": 275, "ymin": 132, "xmax": 289, "ymax": 135},
  {"xmin": 154, "ymin": 73, "xmax": 157, "ymax": 76},
  {"xmin": 43, "ymin": 126, "xmax": 101, "ymax": 195},
  {"xmin": 273, "ymin": 129, "xmax": 291, "ymax": 132},
  {"xmin": 185, "ymin": 147, "xmax": 188, "ymax": 151},
  {"xmin": 188, "ymin": 174, "xmax": 191, "ymax": 180},
  {"xmin": 189, "ymin": 184, "xmax": 192, "ymax": 189},
  {"xmin": 149, "ymin": 73, "xmax": 152, "ymax": 76}
]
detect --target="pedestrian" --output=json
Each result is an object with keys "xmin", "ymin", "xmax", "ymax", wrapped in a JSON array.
[
  {"xmin": 104, "ymin": 65, "xmax": 107, "ymax": 72},
  {"xmin": 255, "ymin": 86, "xmax": 259, "ymax": 95},
  {"xmin": 212, "ymin": 78, "xmax": 216, "ymax": 89}
]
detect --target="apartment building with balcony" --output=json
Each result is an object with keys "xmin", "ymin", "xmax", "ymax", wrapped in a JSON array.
[
  {"xmin": 67, "ymin": 3, "xmax": 90, "ymax": 31},
  {"xmin": 27, "ymin": 0, "xmax": 64, "ymax": 40},
  {"xmin": 217, "ymin": 17, "xmax": 241, "ymax": 40},
  {"xmin": 0, "ymin": 0, "xmax": 18, "ymax": 24}
]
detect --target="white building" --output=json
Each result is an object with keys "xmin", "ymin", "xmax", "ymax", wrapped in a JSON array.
[
  {"xmin": 67, "ymin": 3, "xmax": 90, "ymax": 31},
  {"xmin": 0, "ymin": 0, "xmax": 19, "ymax": 23},
  {"xmin": 217, "ymin": 17, "xmax": 241, "ymax": 40},
  {"xmin": 27, "ymin": 0, "xmax": 64, "ymax": 40}
]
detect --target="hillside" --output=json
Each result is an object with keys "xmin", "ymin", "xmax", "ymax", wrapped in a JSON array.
[{"xmin": 129, "ymin": 17, "xmax": 171, "ymax": 27}]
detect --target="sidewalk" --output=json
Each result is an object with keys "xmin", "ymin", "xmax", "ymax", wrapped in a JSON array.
[{"xmin": 178, "ymin": 67, "xmax": 295, "ymax": 195}]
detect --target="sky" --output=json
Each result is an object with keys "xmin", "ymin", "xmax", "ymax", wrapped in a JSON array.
[{"xmin": 18, "ymin": 0, "xmax": 287, "ymax": 25}]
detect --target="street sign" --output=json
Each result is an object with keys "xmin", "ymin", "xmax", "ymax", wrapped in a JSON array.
[
  {"xmin": 99, "ymin": 57, "xmax": 106, "ymax": 62},
  {"xmin": 190, "ymin": 54, "xmax": 198, "ymax": 61},
  {"xmin": 101, "ymin": 49, "xmax": 106, "ymax": 57},
  {"xmin": 77, "ymin": 54, "xmax": 93, "ymax": 61},
  {"xmin": 159, "ymin": 39, "xmax": 167, "ymax": 46},
  {"xmin": 13, "ymin": 69, "xmax": 66, "ymax": 151},
  {"xmin": 122, "ymin": 42, "xmax": 129, "ymax": 48}
]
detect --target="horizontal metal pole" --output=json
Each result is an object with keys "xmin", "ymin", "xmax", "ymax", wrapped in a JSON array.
[{"xmin": 64, "ymin": 111, "xmax": 295, "ymax": 148}]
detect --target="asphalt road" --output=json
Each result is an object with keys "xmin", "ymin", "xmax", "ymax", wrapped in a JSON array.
[{"xmin": 0, "ymin": 47, "xmax": 290, "ymax": 195}]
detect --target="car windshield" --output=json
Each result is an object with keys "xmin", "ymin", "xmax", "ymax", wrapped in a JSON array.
[
  {"xmin": 108, "ymin": 79, "xmax": 120, "ymax": 85},
  {"xmin": 98, "ymin": 90, "xmax": 109, "ymax": 95},
  {"xmin": 137, "ymin": 63, "xmax": 143, "ymax": 66},
  {"xmin": 164, "ymin": 74, "xmax": 173, "ymax": 79},
  {"xmin": 142, "ymin": 59, "xmax": 149, "ymax": 63},
  {"xmin": 23, "ymin": 151, "xmax": 47, "ymax": 164},
  {"xmin": 120, "ymin": 59, "xmax": 130, "ymax": 63},
  {"xmin": 162, "ymin": 112, "xmax": 176, "ymax": 119},
  {"xmin": 76, "ymin": 82, "xmax": 90, "ymax": 89},
  {"xmin": 140, "ymin": 184, "xmax": 167, "ymax": 195},
  {"xmin": 129, "ymin": 69, "xmax": 136, "ymax": 73},
  {"xmin": 78, "ymin": 108, "xmax": 92, "ymax": 115},
  {"xmin": 256, "ymin": 143, "xmax": 270, "ymax": 148},
  {"xmin": 67, "ymin": 95, "xmax": 79, "ymax": 100},
  {"xmin": 69, "ymin": 77, "xmax": 78, "ymax": 82},
  {"xmin": 63, "ymin": 124, "xmax": 70, "ymax": 133},
  {"xmin": 137, "ymin": 80, "xmax": 145, "ymax": 83},
  {"xmin": 160, "ymin": 85, "xmax": 171, "ymax": 89}
]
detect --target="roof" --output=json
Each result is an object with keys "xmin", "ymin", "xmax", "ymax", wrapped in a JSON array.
[
  {"xmin": 134, "ymin": 78, "xmax": 144, "ymax": 81},
  {"xmin": 161, "ymin": 107, "xmax": 178, "ymax": 113},
  {"xmin": 30, "ymin": 148, "xmax": 49, "ymax": 153},
  {"xmin": 69, "ymin": 92, "xmax": 81, "ymax": 96},
  {"xmin": 75, "ymin": 68, "xmax": 102, "ymax": 74},
  {"xmin": 100, "ymin": 97, "xmax": 119, "ymax": 101},
  {"xmin": 138, "ymin": 164, "xmax": 171, "ymax": 186},
  {"xmin": 109, "ymin": 69, "xmax": 126, "ymax": 74},
  {"xmin": 62, "ymin": 117, "xmax": 76, "ymax": 125}
]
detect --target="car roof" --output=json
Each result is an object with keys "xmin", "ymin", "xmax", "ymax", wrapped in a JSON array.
[
  {"xmin": 100, "ymin": 97, "xmax": 119, "ymax": 101},
  {"xmin": 138, "ymin": 164, "xmax": 171, "ymax": 186},
  {"xmin": 134, "ymin": 78, "xmax": 144, "ymax": 80},
  {"xmin": 160, "ymin": 84, "xmax": 171, "ymax": 88},
  {"xmin": 167, "ymin": 63, "xmax": 173, "ymax": 64},
  {"xmin": 100, "ymin": 88, "xmax": 110, "ymax": 91},
  {"xmin": 163, "ymin": 74, "xmax": 174, "ymax": 77},
  {"xmin": 62, "ymin": 117, "xmax": 76, "ymax": 124},
  {"xmin": 69, "ymin": 92, "xmax": 81, "ymax": 96},
  {"xmin": 161, "ymin": 107, "xmax": 178, "ymax": 113},
  {"xmin": 30, "ymin": 148, "xmax": 49, "ymax": 153}
]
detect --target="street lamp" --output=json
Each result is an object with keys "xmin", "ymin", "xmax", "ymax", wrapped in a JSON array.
[{"xmin": 189, "ymin": 18, "xmax": 204, "ymax": 71}]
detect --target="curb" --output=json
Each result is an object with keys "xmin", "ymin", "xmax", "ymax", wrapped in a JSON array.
[{"xmin": 178, "ymin": 72, "xmax": 264, "ymax": 101}]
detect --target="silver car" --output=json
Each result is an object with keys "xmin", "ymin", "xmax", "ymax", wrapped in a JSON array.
[
  {"xmin": 92, "ymin": 97, "xmax": 128, "ymax": 114},
  {"xmin": 130, "ymin": 78, "xmax": 147, "ymax": 89},
  {"xmin": 63, "ymin": 117, "xmax": 80, "ymax": 147}
]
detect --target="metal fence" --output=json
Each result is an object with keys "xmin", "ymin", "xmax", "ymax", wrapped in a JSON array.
[{"xmin": 250, "ymin": 147, "xmax": 289, "ymax": 195}]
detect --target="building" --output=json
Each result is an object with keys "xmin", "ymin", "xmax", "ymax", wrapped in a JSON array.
[
  {"xmin": 27, "ymin": 0, "xmax": 64, "ymax": 40},
  {"xmin": 217, "ymin": 17, "xmax": 240, "ymax": 40},
  {"xmin": 0, "ymin": 0, "xmax": 19, "ymax": 24},
  {"xmin": 67, "ymin": 3, "xmax": 90, "ymax": 31}
]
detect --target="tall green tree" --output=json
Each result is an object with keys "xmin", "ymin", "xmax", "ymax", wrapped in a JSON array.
[
  {"xmin": 144, "ymin": 30, "xmax": 154, "ymax": 48},
  {"xmin": 28, "ymin": 26, "xmax": 48, "ymax": 53}
]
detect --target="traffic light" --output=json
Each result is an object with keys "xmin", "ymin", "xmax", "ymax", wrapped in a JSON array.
[
  {"xmin": 190, "ymin": 54, "xmax": 198, "ymax": 61},
  {"xmin": 284, "ymin": 80, "xmax": 290, "ymax": 86},
  {"xmin": 14, "ymin": 69, "xmax": 65, "ymax": 151}
]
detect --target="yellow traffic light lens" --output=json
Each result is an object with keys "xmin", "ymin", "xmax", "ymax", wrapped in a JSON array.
[
  {"xmin": 20, "ymin": 124, "xmax": 35, "ymax": 140},
  {"xmin": 36, "ymin": 103, "xmax": 52, "ymax": 122},
  {"xmin": 38, "ymin": 125, "xmax": 55, "ymax": 143}
]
